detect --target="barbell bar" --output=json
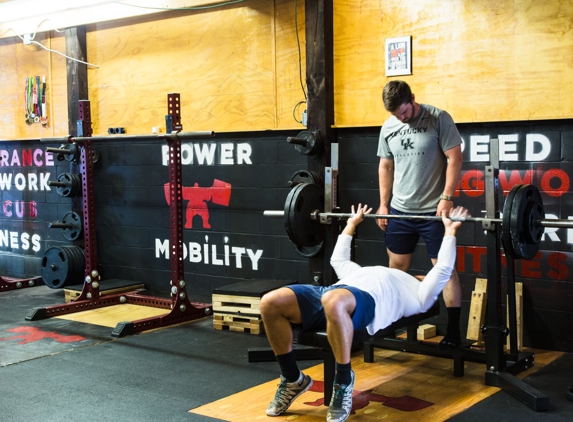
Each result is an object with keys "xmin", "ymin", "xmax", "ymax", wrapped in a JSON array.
[
  {"xmin": 39, "ymin": 131, "xmax": 215, "ymax": 144},
  {"xmin": 266, "ymin": 182, "xmax": 573, "ymax": 260},
  {"xmin": 264, "ymin": 210, "xmax": 568, "ymax": 228},
  {"xmin": 264, "ymin": 210, "xmax": 501, "ymax": 224}
]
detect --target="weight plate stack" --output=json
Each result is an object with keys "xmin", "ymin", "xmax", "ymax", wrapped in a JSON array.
[
  {"xmin": 41, "ymin": 246, "xmax": 85, "ymax": 289},
  {"xmin": 289, "ymin": 170, "xmax": 324, "ymax": 188},
  {"xmin": 56, "ymin": 173, "xmax": 82, "ymax": 197}
]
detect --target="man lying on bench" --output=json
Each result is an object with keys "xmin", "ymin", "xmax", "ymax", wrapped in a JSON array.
[{"xmin": 260, "ymin": 203, "xmax": 469, "ymax": 422}]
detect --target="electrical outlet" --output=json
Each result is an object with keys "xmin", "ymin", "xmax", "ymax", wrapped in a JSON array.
[
  {"xmin": 23, "ymin": 34, "xmax": 33, "ymax": 45},
  {"xmin": 302, "ymin": 110, "xmax": 308, "ymax": 126}
]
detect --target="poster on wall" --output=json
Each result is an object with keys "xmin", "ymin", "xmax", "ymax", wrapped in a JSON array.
[{"xmin": 385, "ymin": 36, "xmax": 412, "ymax": 76}]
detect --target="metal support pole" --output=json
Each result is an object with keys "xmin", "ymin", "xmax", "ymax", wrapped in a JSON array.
[{"xmin": 482, "ymin": 139, "xmax": 549, "ymax": 411}]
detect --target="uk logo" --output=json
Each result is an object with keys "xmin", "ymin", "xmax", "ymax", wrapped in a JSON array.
[
  {"xmin": 401, "ymin": 138, "xmax": 415, "ymax": 150},
  {"xmin": 164, "ymin": 179, "xmax": 232, "ymax": 229}
]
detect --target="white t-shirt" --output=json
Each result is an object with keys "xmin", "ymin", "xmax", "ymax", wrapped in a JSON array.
[{"xmin": 330, "ymin": 233, "xmax": 456, "ymax": 335}]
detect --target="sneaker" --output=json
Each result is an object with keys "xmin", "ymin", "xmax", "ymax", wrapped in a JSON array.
[
  {"xmin": 266, "ymin": 372, "xmax": 313, "ymax": 416},
  {"xmin": 327, "ymin": 370, "xmax": 355, "ymax": 422}
]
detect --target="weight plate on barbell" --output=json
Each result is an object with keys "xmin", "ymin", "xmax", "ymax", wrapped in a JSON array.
[
  {"xmin": 284, "ymin": 183, "xmax": 324, "ymax": 247},
  {"xmin": 509, "ymin": 184, "xmax": 544, "ymax": 260},
  {"xmin": 295, "ymin": 242, "xmax": 324, "ymax": 258},
  {"xmin": 502, "ymin": 184, "xmax": 520, "ymax": 259}
]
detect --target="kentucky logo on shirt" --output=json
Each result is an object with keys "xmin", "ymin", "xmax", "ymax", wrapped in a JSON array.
[{"xmin": 401, "ymin": 138, "xmax": 414, "ymax": 150}]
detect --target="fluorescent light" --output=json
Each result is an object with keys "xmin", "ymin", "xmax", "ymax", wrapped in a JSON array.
[{"xmin": 0, "ymin": 0, "xmax": 113, "ymax": 24}]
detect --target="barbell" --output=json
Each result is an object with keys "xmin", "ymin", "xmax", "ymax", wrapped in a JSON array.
[{"xmin": 264, "ymin": 182, "xmax": 570, "ymax": 260}]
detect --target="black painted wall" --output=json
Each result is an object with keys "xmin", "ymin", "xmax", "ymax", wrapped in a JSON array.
[
  {"xmin": 338, "ymin": 120, "xmax": 573, "ymax": 352},
  {"xmin": 1, "ymin": 120, "xmax": 572, "ymax": 351}
]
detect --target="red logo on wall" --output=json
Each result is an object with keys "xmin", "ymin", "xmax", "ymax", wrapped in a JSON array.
[{"xmin": 164, "ymin": 179, "xmax": 232, "ymax": 229}]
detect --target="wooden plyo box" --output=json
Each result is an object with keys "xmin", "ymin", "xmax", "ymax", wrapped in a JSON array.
[
  {"xmin": 63, "ymin": 279, "xmax": 145, "ymax": 303},
  {"xmin": 213, "ymin": 313, "xmax": 264, "ymax": 335},
  {"xmin": 212, "ymin": 279, "xmax": 294, "ymax": 335}
]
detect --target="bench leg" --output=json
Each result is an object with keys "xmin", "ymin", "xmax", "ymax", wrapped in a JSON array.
[
  {"xmin": 323, "ymin": 349, "xmax": 335, "ymax": 406},
  {"xmin": 364, "ymin": 341, "xmax": 375, "ymax": 363},
  {"xmin": 406, "ymin": 324, "xmax": 417, "ymax": 342},
  {"xmin": 453, "ymin": 348, "xmax": 464, "ymax": 377}
]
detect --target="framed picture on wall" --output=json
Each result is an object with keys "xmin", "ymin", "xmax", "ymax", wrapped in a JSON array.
[{"xmin": 385, "ymin": 36, "xmax": 412, "ymax": 76}]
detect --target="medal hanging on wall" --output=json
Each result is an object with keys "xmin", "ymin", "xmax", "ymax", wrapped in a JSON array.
[
  {"xmin": 40, "ymin": 76, "xmax": 48, "ymax": 127},
  {"xmin": 24, "ymin": 75, "xmax": 48, "ymax": 127}
]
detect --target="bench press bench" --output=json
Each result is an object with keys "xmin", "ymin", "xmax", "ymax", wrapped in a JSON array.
[{"xmin": 295, "ymin": 302, "xmax": 464, "ymax": 404}]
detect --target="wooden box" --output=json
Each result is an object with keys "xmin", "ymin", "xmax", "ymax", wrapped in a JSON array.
[{"xmin": 212, "ymin": 279, "xmax": 294, "ymax": 335}]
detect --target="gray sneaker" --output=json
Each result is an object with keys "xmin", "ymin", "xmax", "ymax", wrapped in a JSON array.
[
  {"xmin": 266, "ymin": 372, "xmax": 313, "ymax": 416},
  {"xmin": 327, "ymin": 370, "xmax": 355, "ymax": 422}
]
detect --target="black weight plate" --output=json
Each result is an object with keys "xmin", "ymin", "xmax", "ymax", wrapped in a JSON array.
[
  {"xmin": 61, "ymin": 211, "xmax": 82, "ymax": 241},
  {"xmin": 290, "ymin": 170, "xmax": 323, "ymax": 187},
  {"xmin": 288, "ymin": 184, "xmax": 315, "ymax": 248},
  {"xmin": 56, "ymin": 173, "xmax": 82, "ymax": 197},
  {"xmin": 60, "ymin": 246, "xmax": 85, "ymax": 286},
  {"xmin": 284, "ymin": 183, "xmax": 305, "ymax": 246},
  {"xmin": 295, "ymin": 242, "xmax": 324, "ymax": 258},
  {"xmin": 523, "ymin": 187, "xmax": 545, "ymax": 244},
  {"xmin": 290, "ymin": 183, "xmax": 324, "ymax": 247},
  {"xmin": 41, "ymin": 247, "xmax": 72, "ymax": 289},
  {"xmin": 502, "ymin": 184, "xmax": 521, "ymax": 259},
  {"xmin": 56, "ymin": 173, "xmax": 74, "ymax": 197},
  {"xmin": 510, "ymin": 185, "xmax": 542, "ymax": 260},
  {"xmin": 293, "ymin": 131, "xmax": 316, "ymax": 155},
  {"xmin": 64, "ymin": 143, "xmax": 79, "ymax": 162},
  {"xmin": 290, "ymin": 183, "xmax": 322, "ymax": 247}
]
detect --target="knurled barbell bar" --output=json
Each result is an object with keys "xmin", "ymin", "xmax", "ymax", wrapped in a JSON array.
[{"xmin": 265, "ymin": 183, "xmax": 571, "ymax": 260}]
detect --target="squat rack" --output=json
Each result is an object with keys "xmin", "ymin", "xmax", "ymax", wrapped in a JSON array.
[
  {"xmin": 27, "ymin": 94, "xmax": 213, "ymax": 337},
  {"xmin": 0, "ymin": 275, "xmax": 42, "ymax": 293}
]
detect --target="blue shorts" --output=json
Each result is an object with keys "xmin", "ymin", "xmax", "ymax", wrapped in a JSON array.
[
  {"xmin": 287, "ymin": 284, "xmax": 375, "ymax": 332},
  {"xmin": 385, "ymin": 207, "xmax": 445, "ymax": 258}
]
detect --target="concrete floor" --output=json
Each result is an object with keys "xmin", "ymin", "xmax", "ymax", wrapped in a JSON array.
[{"xmin": 1, "ymin": 285, "xmax": 571, "ymax": 422}]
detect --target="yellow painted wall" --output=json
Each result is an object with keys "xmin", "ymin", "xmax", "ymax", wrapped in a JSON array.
[
  {"xmin": 334, "ymin": 0, "xmax": 573, "ymax": 125},
  {"xmin": 86, "ymin": 1, "xmax": 307, "ymax": 135},
  {"xmin": 1, "ymin": 0, "xmax": 573, "ymax": 140},
  {"xmin": 0, "ymin": 32, "xmax": 68, "ymax": 139}
]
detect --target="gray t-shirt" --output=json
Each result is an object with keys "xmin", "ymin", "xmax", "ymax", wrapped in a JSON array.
[{"xmin": 377, "ymin": 103, "xmax": 462, "ymax": 213}]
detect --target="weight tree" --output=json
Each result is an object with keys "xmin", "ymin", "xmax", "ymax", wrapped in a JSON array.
[{"xmin": 27, "ymin": 94, "xmax": 213, "ymax": 337}]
